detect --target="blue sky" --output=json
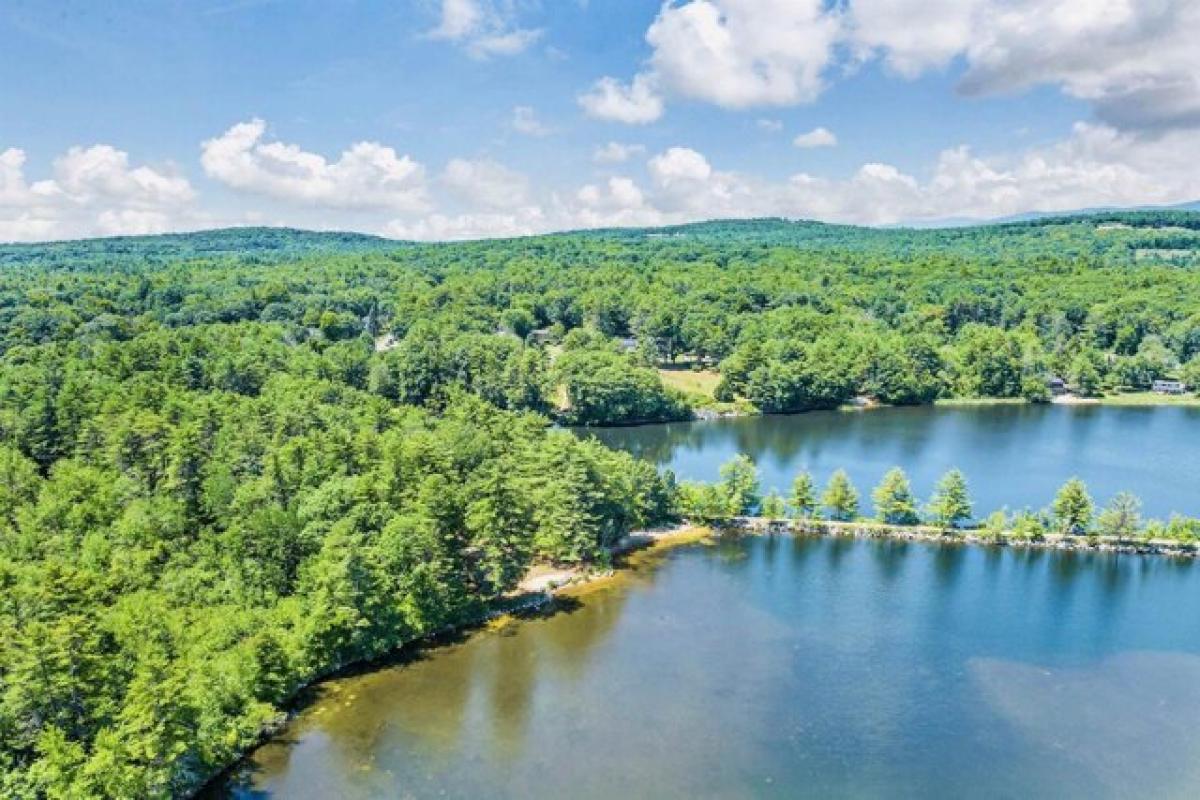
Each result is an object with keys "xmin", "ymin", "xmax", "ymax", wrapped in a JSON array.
[{"xmin": 2, "ymin": 0, "xmax": 1198, "ymax": 241}]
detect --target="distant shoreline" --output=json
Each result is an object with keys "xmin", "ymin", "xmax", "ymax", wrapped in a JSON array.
[{"xmin": 725, "ymin": 517, "xmax": 1200, "ymax": 559}]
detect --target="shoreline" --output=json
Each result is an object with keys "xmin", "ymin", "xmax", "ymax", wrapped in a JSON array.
[
  {"xmin": 199, "ymin": 517, "xmax": 1193, "ymax": 794},
  {"xmin": 582, "ymin": 391, "xmax": 1200, "ymax": 429},
  {"xmin": 725, "ymin": 517, "xmax": 1200, "ymax": 558},
  {"xmin": 196, "ymin": 523, "xmax": 703, "ymax": 797}
]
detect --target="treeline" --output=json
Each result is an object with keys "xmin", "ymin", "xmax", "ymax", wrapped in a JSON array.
[
  {"xmin": 0, "ymin": 321, "xmax": 676, "ymax": 797},
  {"xmin": 676, "ymin": 456, "xmax": 1200, "ymax": 542},
  {"xmin": 2, "ymin": 215, "xmax": 1200, "ymax": 428}
]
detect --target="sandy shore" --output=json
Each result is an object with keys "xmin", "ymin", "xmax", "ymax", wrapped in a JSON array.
[{"xmin": 514, "ymin": 524, "xmax": 708, "ymax": 595}]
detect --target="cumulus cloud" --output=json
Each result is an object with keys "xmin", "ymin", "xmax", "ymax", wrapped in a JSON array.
[
  {"xmin": 573, "ymin": 177, "xmax": 665, "ymax": 228},
  {"xmin": 848, "ymin": 0, "xmax": 978, "ymax": 77},
  {"xmin": 511, "ymin": 105, "xmax": 552, "ymax": 136},
  {"xmin": 441, "ymin": 157, "xmax": 530, "ymax": 209},
  {"xmin": 587, "ymin": 0, "xmax": 1200, "ymax": 132},
  {"xmin": 793, "ymin": 127, "xmax": 837, "ymax": 148},
  {"xmin": 646, "ymin": 0, "xmax": 840, "ymax": 108},
  {"xmin": 426, "ymin": 0, "xmax": 542, "ymax": 59},
  {"xmin": 200, "ymin": 119, "xmax": 428, "ymax": 212},
  {"xmin": 417, "ymin": 120, "xmax": 1200, "ymax": 239},
  {"xmin": 958, "ymin": 0, "xmax": 1200, "ymax": 131},
  {"xmin": 0, "ymin": 145, "xmax": 196, "ymax": 242},
  {"xmin": 578, "ymin": 75, "xmax": 664, "ymax": 124},
  {"xmin": 593, "ymin": 141, "xmax": 646, "ymax": 163}
]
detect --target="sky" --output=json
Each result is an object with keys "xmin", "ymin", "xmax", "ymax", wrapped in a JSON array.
[{"xmin": 2, "ymin": 0, "xmax": 1199, "ymax": 243}]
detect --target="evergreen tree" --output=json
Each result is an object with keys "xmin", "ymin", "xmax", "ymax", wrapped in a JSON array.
[
  {"xmin": 927, "ymin": 469, "xmax": 973, "ymax": 530},
  {"xmin": 788, "ymin": 471, "xmax": 817, "ymax": 518},
  {"xmin": 1053, "ymin": 478, "xmax": 1094, "ymax": 534},
  {"xmin": 872, "ymin": 467, "xmax": 920, "ymax": 525},
  {"xmin": 718, "ymin": 454, "xmax": 760, "ymax": 515},
  {"xmin": 760, "ymin": 491, "xmax": 785, "ymax": 520},
  {"xmin": 821, "ymin": 469, "xmax": 859, "ymax": 521}
]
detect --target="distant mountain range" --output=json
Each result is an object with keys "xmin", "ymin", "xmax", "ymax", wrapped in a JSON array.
[
  {"xmin": 2, "ymin": 204, "xmax": 1199, "ymax": 264},
  {"xmin": 903, "ymin": 199, "xmax": 1200, "ymax": 229}
]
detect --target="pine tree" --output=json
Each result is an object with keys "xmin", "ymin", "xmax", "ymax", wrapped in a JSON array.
[
  {"xmin": 718, "ymin": 454, "xmax": 760, "ymax": 515},
  {"xmin": 821, "ymin": 469, "xmax": 859, "ymax": 521},
  {"xmin": 872, "ymin": 467, "xmax": 920, "ymax": 525},
  {"xmin": 927, "ymin": 469, "xmax": 973, "ymax": 530},
  {"xmin": 760, "ymin": 490, "xmax": 785, "ymax": 520},
  {"xmin": 788, "ymin": 471, "xmax": 817, "ymax": 518}
]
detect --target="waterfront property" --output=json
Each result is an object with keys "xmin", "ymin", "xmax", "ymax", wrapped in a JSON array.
[{"xmin": 1152, "ymin": 378, "xmax": 1187, "ymax": 394}]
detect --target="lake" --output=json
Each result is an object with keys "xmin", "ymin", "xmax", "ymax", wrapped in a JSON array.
[
  {"xmin": 214, "ymin": 535, "xmax": 1200, "ymax": 799},
  {"xmin": 586, "ymin": 404, "xmax": 1200, "ymax": 519},
  {"xmin": 211, "ymin": 405, "xmax": 1200, "ymax": 799}
]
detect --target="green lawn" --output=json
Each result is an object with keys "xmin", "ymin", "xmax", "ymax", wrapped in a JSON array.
[
  {"xmin": 659, "ymin": 367, "xmax": 722, "ymax": 398},
  {"xmin": 1100, "ymin": 391, "xmax": 1200, "ymax": 407}
]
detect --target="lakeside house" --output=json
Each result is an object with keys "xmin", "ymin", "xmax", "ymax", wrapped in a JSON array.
[
  {"xmin": 1152, "ymin": 378, "xmax": 1187, "ymax": 394},
  {"xmin": 1046, "ymin": 375, "xmax": 1067, "ymax": 395},
  {"xmin": 528, "ymin": 328, "xmax": 553, "ymax": 345}
]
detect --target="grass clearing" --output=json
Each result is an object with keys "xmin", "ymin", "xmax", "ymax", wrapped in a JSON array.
[
  {"xmin": 1100, "ymin": 392, "xmax": 1200, "ymax": 407},
  {"xmin": 659, "ymin": 367, "xmax": 721, "ymax": 398}
]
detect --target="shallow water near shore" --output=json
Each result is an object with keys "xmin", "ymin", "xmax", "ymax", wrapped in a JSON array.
[
  {"xmin": 213, "ymin": 534, "xmax": 1200, "ymax": 799},
  {"xmin": 585, "ymin": 404, "xmax": 1200, "ymax": 519}
]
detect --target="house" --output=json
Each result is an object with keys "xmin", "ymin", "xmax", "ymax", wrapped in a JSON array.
[
  {"xmin": 528, "ymin": 328, "xmax": 553, "ymax": 345},
  {"xmin": 1046, "ymin": 376, "xmax": 1067, "ymax": 395},
  {"xmin": 1152, "ymin": 378, "xmax": 1187, "ymax": 395},
  {"xmin": 617, "ymin": 336, "xmax": 639, "ymax": 353}
]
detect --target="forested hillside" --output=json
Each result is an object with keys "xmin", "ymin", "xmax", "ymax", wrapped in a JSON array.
[{"xmin": 2, "ymin": 213, "xmax": 1200, "ymax": 797}]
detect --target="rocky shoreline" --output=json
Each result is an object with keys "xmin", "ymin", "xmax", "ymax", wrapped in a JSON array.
[{"xmin": 724, "ymin": 517, "xmax": 1200, "ymax": 558}]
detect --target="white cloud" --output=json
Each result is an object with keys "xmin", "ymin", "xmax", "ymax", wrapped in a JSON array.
[
  {"xmin": 426, "ymin": 0, "xmax": 542, "ymax": 59},
  {"xmin": 578, "ymin": 75, "xmax": 664, "ymax": 124},
  {"xmin": 441, "ymin": 157, "xmax": 530, "ymax": 209},
  {"xmin": 511, "ymin": 105, "xmax": 552, "ymax": 136},
  {"xmin": 646, "ymin": 0, "xmax": 841, "ymax": 109},
  {"xmin": 593, "ymin": 141, "xmax": 646, "ymax": 163},
  {"xmin": 53, "ymin": 145, "xmax": 195, "ymax": 207},
  {"xmin": 200, "ymin": 119, "xmax": 428, "ymax": 211},
  {"xmin": 959, "ymin": 0, "xmax": 1200, "ymax": 131},
  {"xmin": 756, "ymin": 119, "xmax": 784, "ymax": 133},
  {"xmin": 793, "ymin": 127, "xmax": 837, "ymax": 148},
  {"xmin": 849, "ymin": 0, "xmax": 979, "ymax": 77},
  {"xmin": 587, "ymin": 0, "xmax": 1200, "ymax": 132},
  {"xmin": 648, "ymin": 146, "xmax": 713, "ymax": 186},
  {"xmin": 573, "ymin": 176, "xmax": 665, "ymax": 228},
  {"xmin": 0, "ymin": 145, "xmax": 196, "ymax": 242},
  {"xmin": 386, "ymin": 119, "xmax": 1200, "ymax": 241},
  {"xmin": 647, "ymin": 146, "xmax": 752, "ymax": 217},
  {"xmin": 428, "ymin": 0, "xmax": 482, "ymax": 39}
]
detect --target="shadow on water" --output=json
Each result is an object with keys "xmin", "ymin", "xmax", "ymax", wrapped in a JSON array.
[
  {"xmin": 870, "ymin": 538, "xmax": 911, "ymax": 583},
  {"xmin": 932, "ymin": 542, "xmax": 967, "ymax": 589}
]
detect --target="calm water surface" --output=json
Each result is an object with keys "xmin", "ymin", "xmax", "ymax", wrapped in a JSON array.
[
  {"xmin": 216, "ymin": 536, "xmax": 1200, "ymax": 799},
  {"xmin": 587, "ymin": 404, "xmax": 1200, "ymax": 518}
]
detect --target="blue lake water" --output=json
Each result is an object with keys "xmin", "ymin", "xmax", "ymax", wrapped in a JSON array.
[
  {"xmin": 215, "ymin": 535, "xmax": 1200, "ymax": 799},
  {"xmin": 586, "ymin": 404, "xmax": 1200, "ymax": 519}
]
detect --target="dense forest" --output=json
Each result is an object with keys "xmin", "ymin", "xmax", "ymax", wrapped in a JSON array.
[{"xmin": 2, "ymin": 212, "xmax": 1200, "ymax": 797}]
